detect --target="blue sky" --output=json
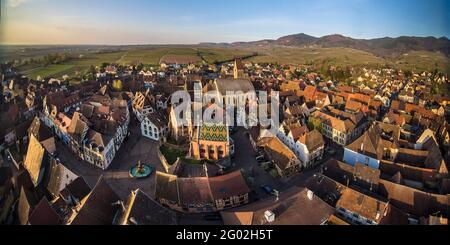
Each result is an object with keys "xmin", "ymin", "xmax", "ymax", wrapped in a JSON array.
[{"xmin": 1, "ymin": 0, "xmax": 449, "ymax": 44}]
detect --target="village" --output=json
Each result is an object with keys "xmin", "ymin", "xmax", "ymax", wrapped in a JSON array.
[{"xmin": 0, "ymin": 54, "xmax": 449, "ymax": 226}]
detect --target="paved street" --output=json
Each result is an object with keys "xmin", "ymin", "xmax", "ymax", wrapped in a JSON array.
[
  {"xmin": 230, "ymin": 128, "xmax": 322, "ymax": 200},
  {"xmin": 58, "ymin": 118, "xmax": 165, "ymax": 200}
]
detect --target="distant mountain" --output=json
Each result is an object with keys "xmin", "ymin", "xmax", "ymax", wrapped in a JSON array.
[
  {"xmin": 276, "ymin": 33, "xmax": 318, "ymax": 46},
  {"xmin": 220, "ymin": 33, "xmax": 450, "ymax": 58}
]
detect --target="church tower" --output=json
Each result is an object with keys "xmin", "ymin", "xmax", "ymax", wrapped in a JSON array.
[{"xmin": 233, "ymin": 58, "xmax": 245, "ymax": 79}]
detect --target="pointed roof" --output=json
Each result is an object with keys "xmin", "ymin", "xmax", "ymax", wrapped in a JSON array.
[
  {"xmin": 69, "ymin": 177, "xmax": 121, "ymax": 225},
  {"xmin": 17, "ymin": 186, "xmax": 38, "ymax": 225},
  {"xmin": 346, "ymin": 124, "xmax": 385, "ymax": 159},
  {"xmin": 336, "ymin": 188, "xmax": 388, "ymax": 223},
  {"xmin": 303, "ymin": 85, "xmax": 317, "ymax": 101},
  {"xmin": 67, "ymin": 112, "xmax": 88, "ymax": 142},
  {"xmin": 199, "ymin": 124, "xmax": 228, "ymax": 142},
  {"xmin": 221, "ymin": 187, "xmax": 333, "ymax": 225},
  {"xmin": 23, "ymin": 135, "xmax": 47, "ymax": 187},
  {"xmin": 298, "ymin": 129, "xmax": 324, "ymax": 152},
  {"xmin": 59, "ymin": 176, "xmax": 91, "ymax": 202},
  {"xmin": 234, "ymin": 58, "xmax": 244, "ymax": 70},
  {"xmin": 154, "ymin": 172, "xmax": 179, "ymax": 203},
  {"xmin": 28, "ymin": 198, "xmax": 60, "ymax": 225},
  {"xmin": 117, "ymin": 189, "xmax": 178, "ymax": 225},
  {"xmin": 28, "ymin": 117, "xmax": 53, "ymax": 142},
  {"xmin": 258, "ymin": 137, "xmax": 298, "ymax": 170},
  {"xmin": 177, "ymin": 177, "xmax": 213, "ymax": 206},
  {"xmin": 209, "ymin": 171, "xmax": 250, "ymax": 200}
]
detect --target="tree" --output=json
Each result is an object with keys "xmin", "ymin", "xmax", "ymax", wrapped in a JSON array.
[
  {"xmin": 308, "ymin": 117, "xmax": 323, "ymax": 132},
  {"xmin": 101, "ymin": 62, "xmax": 110, "ymax": 69},
  {"xmin": 112, "ymin": 79, "xmax": 123, "ymax": 91}
]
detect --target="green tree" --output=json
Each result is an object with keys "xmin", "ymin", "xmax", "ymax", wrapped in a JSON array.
[
  {"xmin": 308, "ymin": 117, "xmax": 323, "ymax": 132},
  {"xmin": 112, "ymin": 79, "xmax": 123, "ymax": 91}
]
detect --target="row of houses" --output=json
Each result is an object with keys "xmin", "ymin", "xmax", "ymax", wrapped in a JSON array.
[
  {"xmin": 343, "ymin": 121, "xmax": 449, "ymax": 193},
  {"xmin": 155, "ymin": 169, "xmax": 250, "ymax": 213},
  {"xmin": 41, "ymin": 88, "xmax": 130, "ymax": 170}
]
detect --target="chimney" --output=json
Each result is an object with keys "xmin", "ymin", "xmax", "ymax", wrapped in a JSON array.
[
  {"xmin": 307, "ymin": 190, "xmax": 314, "ymax": 201},
  {"xmin": 264, "ymin": 210, "xmax": 275, "ymax": 223}
]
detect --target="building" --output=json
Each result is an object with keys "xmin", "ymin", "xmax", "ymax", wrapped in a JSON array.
[
  {"xmin": 168, "ymin": 104, "xmax": 193, "ymax": 142},
  {"xmin": 221, "ymin": 188, "xmax": 334, "ymax": 225},
  {"xmin": 42, "ymin": 91, "xmax": 81, "ymax": 128},
  {"xmin": 132, "ymin": 90, "xmax": 154, "ymax": 118},
  {"xmin": 322, "ymin": 159, "xmax": 381, "ymax": 192},
  {"xmin": 258, "ymin": 137, "xmax": 301, "ymax": 177},
  {"xmin": 310, "ymin": 111, "xmax": 356, "ymax": 146},
  {"xmin": 67, "ymin": 177, "xmax": 122, "ymax": 225},
  {"xmin": 296, "ymin": 130, "xmax": 325, "ymax": 168},
  {"xmin": 343, "ymin": 122, "xmax": 448, "ymax": 190},
  {"xmin": 209, "ymin": 171, "xmax": 251, "ymax": 210},
  {"xmin": 23, "ymin": 134, "xmax": 76, "ymax": 190},
  {"xmin": 335, "ymin": 188, "xmax": 389, "ymax": 225},
  {"xmin": 115, "ymin": 189, "xmax": 178, "ymax": 225},
  {"xmin": 191, "ymin": 123, "xmax": 233, "ymax": 161},
  {"xmin": 141, "ymin": 111, "xmax": 168, "ymax": 142},
  {"xmin": 43, "ymin": 91, "xmax": 130, "ymax": 170},
  {"xmin": 277, "ymin": 124, "xmax": 325, "ymax": 169},
  {"xmin": 233, "ymin": 58, "xmax": 245, "ymax": 79},
  {"xmin": 154, "ymin": 171, "xmax": 250, "ymax": 213},
  {"xmin": 213, "ymin": 78, "xmax": 255, "ymax": 108},
  {"xmin": 343, "ymin": 123, "xmax": 393, "ymax": 169}
]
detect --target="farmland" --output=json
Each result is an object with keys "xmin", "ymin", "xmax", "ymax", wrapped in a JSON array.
[
  {"xmin": 4, "ymin": 44, "xmax": 449, "ymax": 81},
  {"xmin": 394, "ymin": 51, "xmax": 450, "ymax": 73},
  {"xmin": 243, "ymin": 46, "xmax": 449, "ymax": 73},
  {"xmin": 19, "ymin": 51, "xmax": 127, "ymax": 80},
  {"xmin": 197, "ymin": 48, "xmax": 253, "ymax": 63},
  {"xmin": 245, "ymin": 46, "xmax": 387, "ymax": 67},
  {"xmin": 12, "ymin": 46, "xmax": 255, "ymax": 80}
]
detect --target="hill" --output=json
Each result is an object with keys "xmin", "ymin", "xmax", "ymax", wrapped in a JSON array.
[{"xmin": 223, "ymin": 33, "xmax": 450, "ymax": 58}]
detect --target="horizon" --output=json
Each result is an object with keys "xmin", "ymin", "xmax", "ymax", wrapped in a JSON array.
[
  {"xmin": 1, "ymin": 32, "xmax": 449, "ymax": 47},
  {"xmin": 1, "ymin": 0, "xmax": 449, "ymax": 45}
]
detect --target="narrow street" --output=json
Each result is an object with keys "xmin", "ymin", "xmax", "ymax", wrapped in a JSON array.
[{"xmin": 231, "ymin": 128, "xmax": 323, "ymax": 200}]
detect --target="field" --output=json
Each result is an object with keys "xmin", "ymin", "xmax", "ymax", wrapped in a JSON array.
[
  {"xmin": 116, "ymin": 47, "xmax": 252, "ymax": 65},
  {"xmin": 14, "ymin": 46, "xmax": 255, "ymax": 80},
  {"xmin": 197, "ymin": 48, "xmax": 253, "ymax": 63},
  {"xmin": 6, "ymin": 44, "xmax": 450, "ymax": 80},
  {"xmin": 245, "ymin": 46, "xmax": 387, "ymax": 67},
  {"xmin": 244, "ymin": 46, "xmax": 449, "ymax": 72},
  {"xmin": 115, "ymin": 48, "xmax": 193, "ymax": 65},
  {"xmin": 394, "ymin": 51, "xmax": 450, "ymax": 73},
  {"xmin": 19, "ymin": 51, "xmax": 127, "ymax": 80}
]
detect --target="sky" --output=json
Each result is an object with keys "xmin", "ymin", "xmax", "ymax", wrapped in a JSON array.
[{"xmin": 0, "ymin": 0, "xmax": 449, "ymax": 45}]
